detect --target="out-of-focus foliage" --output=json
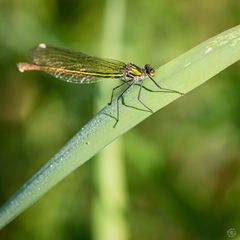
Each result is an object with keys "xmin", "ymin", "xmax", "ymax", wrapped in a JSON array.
[{"xmin": 0, "ymin": 0, "xmax": 239, "ymax": 239}]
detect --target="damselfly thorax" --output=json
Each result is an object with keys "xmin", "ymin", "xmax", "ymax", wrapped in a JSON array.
[{"xmin": 122, "ymin": 63, "xmax": 155, "ymax": 80}]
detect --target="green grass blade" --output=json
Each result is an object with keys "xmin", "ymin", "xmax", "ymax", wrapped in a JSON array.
[{"xmin": 0, "ymin": 25, "xmax": 240, "ymax": 229}]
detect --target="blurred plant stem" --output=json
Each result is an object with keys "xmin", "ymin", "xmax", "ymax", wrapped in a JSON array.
[{"xmin": 92, "ymin": 0, "xmax": 128, "ymax": 239}]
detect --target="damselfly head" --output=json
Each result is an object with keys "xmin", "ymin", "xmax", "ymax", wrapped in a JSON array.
[{"xmin": 144, "ymin": 64, "xmax": 155, "ymax": 77}]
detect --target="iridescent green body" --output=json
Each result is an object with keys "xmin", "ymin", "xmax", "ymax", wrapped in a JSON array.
[{"xmin": 17, "ymin": 43, "xmax": 182, "ymax": 125}]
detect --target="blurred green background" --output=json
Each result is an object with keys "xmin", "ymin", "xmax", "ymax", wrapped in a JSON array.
[{"xmin": 0, "ymin": 0, "xmax": 240, "ymax": 239}]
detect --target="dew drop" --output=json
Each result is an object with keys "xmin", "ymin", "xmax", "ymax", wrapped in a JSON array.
[
  {"xmin": 184, "ymin": 62, "xmax": 192, "ymax": 68},
  {"xmin": 205, "ymin": 47, "xmax": 213, "ymax": 54}
]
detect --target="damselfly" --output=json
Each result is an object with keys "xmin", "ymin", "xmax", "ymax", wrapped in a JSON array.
[{"xmin": 17, "ymin": 43, "xmax": 183, "ymax": 125}]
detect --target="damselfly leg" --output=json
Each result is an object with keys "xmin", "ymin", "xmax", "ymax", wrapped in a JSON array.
[{"xmin": 148, "ymin": 75, "xmax": 184, "ymax": 95}]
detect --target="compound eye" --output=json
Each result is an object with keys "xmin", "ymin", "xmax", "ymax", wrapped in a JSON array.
[
  {"xmin": 145, "ymin": 64, "xmax": 155, "ymax": 76},
  {"xmin": 149, "ymin": 68, "xmax": 155, "ymax": 76}
]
